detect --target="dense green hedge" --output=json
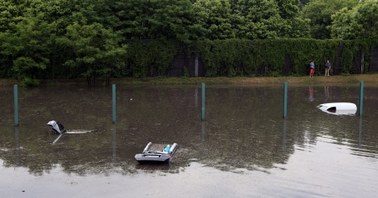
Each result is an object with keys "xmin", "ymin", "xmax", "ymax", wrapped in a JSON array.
[
  {"xmin": 113, "ymin": 39, "xmax": 377, "ymax": 78},
  {"xmin": 121, "ymin": 40, "xmax": 180, "ymax": 77},
  {"xmin": 1, "ymin": 38, "xmax": 377, "ymax": 82},
  {"xmin": 193, "ymin": 39, "xmax": 377, "ymax": 77}
]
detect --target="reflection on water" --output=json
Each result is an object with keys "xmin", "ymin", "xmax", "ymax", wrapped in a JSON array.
[
  {"xmin": 14, "ymin": 126, "xmax": 20, "ymax": 166},
  {"xmin": 308, "ymin": 86, "xmax": 315, "ymax": 102},
  {"xmin": 0, "ymin": 84, "xmax": 378, "ymax": 197},
  {"xmin": 112, "ymin": 124, "xmax": 117, "ymax": 162}
]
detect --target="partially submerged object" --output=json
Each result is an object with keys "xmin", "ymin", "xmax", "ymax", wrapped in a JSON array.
[
  {"xmin": 317, "ymin": 102, "xmax": 357, "ymax": 115},
  {"xmin": 135, "ymin": 142, "xmax": 179, "ymax": 163},
  {"xmin": 47, "ymin": 120, "xmax": 94, "ymax": 135},
  {"xmin": 47, "ymin": 120, "xmax": 95, "ymax": 144},
  {"xmin": 47, "ymin": 120, "xmax": 66, "ymax": 134}
]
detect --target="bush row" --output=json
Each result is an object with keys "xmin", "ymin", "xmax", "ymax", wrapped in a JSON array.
[{"xmin": 1, "ymin": 39, "xmax": 377, "ymax": 83}]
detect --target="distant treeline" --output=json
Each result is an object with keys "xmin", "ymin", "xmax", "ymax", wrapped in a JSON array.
[{"xmin": 0, "ymin": 0, "xmax": 377, "ymax": 86}]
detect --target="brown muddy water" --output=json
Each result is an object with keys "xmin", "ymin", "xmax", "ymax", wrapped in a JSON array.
[{"xmin": 0, "ymin": 83, "xmax": 378, "ymax": 198}]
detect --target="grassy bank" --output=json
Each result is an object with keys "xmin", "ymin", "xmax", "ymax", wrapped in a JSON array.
[
  {"xmin": 234, "ymin": 74, "xmax": 378, "ymax": 86},
  {"xmin": 112, "ymin": 74, "xmax": 378, "ymax": 86},
  {"xmin": 1, "ymin": 74, "xmax": 378, "ymax": 87}
]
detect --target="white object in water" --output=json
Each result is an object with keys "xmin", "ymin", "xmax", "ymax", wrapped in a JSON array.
[
  {"xmin": 65, "ymin": 129, "xmax": 94, "ymax": 134},
  {"xmin": 317, "ymin": 102, "xmax": 357, "ymax": 115},
  {"xmin": 47, "ymin": 120, "xmax": 65, "ymax": 134}
]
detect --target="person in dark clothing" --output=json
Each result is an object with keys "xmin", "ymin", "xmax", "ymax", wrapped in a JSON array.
[{"xmin": 325, "ymin": 60, "xmax": 331, "ymax": 76}]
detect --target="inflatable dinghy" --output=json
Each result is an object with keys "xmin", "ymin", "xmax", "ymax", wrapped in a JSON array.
[
  {"xmin": 135, "ymin": 142, "xmax": 179, "ymax": 163},
  {"xmin": 317, "ymin": 102, "xmax": 357, "ymax": 115}
]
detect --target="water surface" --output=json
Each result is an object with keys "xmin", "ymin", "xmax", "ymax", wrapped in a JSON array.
[{"xmin": 0, "ymin": 84, "xmax": 377, "ymax": 197}]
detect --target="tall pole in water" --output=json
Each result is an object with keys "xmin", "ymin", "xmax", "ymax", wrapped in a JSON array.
[
  {"xmin": 283, "ymin": 82, "xmax": 288, "ymax": 119},
  {"xmin": 112, "ymin": 84, "xmax": 117, "ymax": 124},
  {"xmin": 359, "ymin": 80, "xmax": 364, "ymax": 117},
  {"xmin": 13, "ymin": 84, "xmax": 19, "ymax": 126},
  {"xmin": 201, "ymin": 82, "xmax": 206, "ymax": 121}
]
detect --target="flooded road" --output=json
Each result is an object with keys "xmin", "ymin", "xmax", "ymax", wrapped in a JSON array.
[{"xmin": 1, "ymin": 83, "xmax": 378, "ymax": 197}]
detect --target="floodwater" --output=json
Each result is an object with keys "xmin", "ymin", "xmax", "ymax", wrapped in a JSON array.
[{"xmin": 0, "ymin": 83, "xmax": 378, "ymax": 198}]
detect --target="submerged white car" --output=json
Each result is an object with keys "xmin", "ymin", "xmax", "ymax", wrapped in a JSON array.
[{"xmin": 317, "ymin": 102, "xmax": 357, "ymax": 115}]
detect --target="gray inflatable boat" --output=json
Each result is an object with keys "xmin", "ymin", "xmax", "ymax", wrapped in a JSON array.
[{"xmin": 135, "ymin": 142, "xmax": 179, "ymax": 163}]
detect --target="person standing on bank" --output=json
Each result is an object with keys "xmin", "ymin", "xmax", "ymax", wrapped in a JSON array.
[
  {"xmin": 309, "ymin": 61, "xmax": 315, "ymax": 78},
  {"xmin": 325, "ymin": 60, "xmax": 331, "ymax": 76}
]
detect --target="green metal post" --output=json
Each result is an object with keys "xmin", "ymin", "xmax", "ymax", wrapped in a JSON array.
[
  {"xmin": 112, "ymin": 84, "xmax": 117, "ymax": 123},
  {"xmin": 283, "ymin": 82, "xmax": 288, "ymax": 118},
  {"xmin": 13, "ymin": 84, "xmax": 19, "ymax": 126},
  {"xmin": 359, "ymin": 80, "xmax": 364, "ymax": 117},
  {"xmin": 201, "ymin": 82, "xmax": 206, "ymax": 121}
]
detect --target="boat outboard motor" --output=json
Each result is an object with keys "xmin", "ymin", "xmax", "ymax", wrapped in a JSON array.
[{"xmin": 47, "ymin": 120, "xmax": 66, "ymax": 134}]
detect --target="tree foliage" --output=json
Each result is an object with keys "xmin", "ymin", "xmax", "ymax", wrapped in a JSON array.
[
  {"xmin": 192, "ymin": 0, "xmax": 234, "ymax": 39},
  {"xmin": 332, "ymin": 0, "xmax": 378, "ymax": 39},
  {"xmin": 116, "ymin": 0, "xmax": 200, "ymax": 41},
  {"xmin": 0, "ymin": 0, "xmax": 377, "ymax": 85},
  {"xmin": 61, "ymin": 22, "xmax": 126, "ymax": 83},
  {"xmin": 0, "ymin": 0, "xmax": 126, "ymax": 85},
  {"xmin": 357, "ymin": 0, "xmax": 378, "ymax": 39},
  {"xmin": 302, "ymin": 0, "xmax": 357, "ymax": 39}
]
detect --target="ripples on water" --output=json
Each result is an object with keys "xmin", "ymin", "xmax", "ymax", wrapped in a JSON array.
[{"xmin": 0, "ymin": 84, "xmax": 377, "ymax": 197}]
